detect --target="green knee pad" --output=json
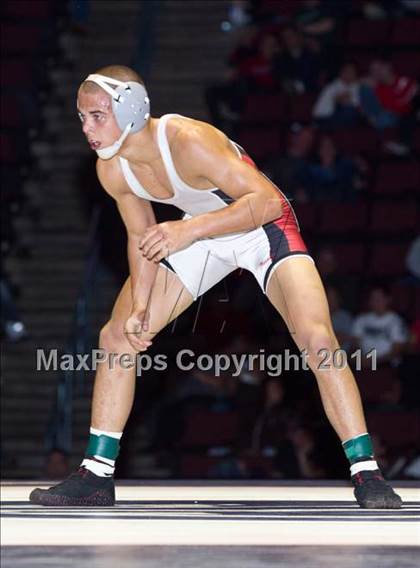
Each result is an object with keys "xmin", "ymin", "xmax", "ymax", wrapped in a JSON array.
[{"xmin": 342, "ymin": 433, "xmax": 373, "ymax": 464}]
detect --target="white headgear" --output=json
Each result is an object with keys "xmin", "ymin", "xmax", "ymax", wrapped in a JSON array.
[{"xmin": 85, "ymin": 73, "xmax": 150, "ymax": 159}]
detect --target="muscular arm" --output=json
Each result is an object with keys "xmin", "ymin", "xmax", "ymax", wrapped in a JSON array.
[
  {"xmin": 175, "ymin": 124, "xmax": 283, "ymax": 240},
  {"xmin": 96, "ymin": 159, "xmax": 158, "ymax": 313},
  {"xmin": 139, "ymin": 122, "xmax": 284, "ymax": 262}
]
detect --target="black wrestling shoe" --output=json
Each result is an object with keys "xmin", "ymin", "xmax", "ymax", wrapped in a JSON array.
[
  {"xmin": 352, "ymin": 470, "xmax": 402, "ymax": 509},
  {"xmin": 29, "ymin": 467, "xmax": 115, "ymax": 506}
]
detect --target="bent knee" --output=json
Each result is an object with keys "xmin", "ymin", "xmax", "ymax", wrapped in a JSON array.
[
  {"xmin": 295, "ymin": 323, "xmax": 338, "ymax": 359},
  {"xmin": 99, "ymin": 321, "xmax": 154, "ymax": 353},
  {"xmin": 99, "ymin": 321, "xmax": 129, "ymax": 353}
]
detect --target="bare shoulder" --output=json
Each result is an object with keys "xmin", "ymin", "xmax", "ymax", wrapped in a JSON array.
[
  {"xmin": 168, "ymin": 116, "xmax": 232, "ymax": 163},
  {"xmin": 96, "ymin": 156, "xmax": 130, "ymax": 199}
]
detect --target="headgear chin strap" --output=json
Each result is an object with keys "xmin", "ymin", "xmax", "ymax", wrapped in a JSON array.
[{"xmin": 85, "ymin": 73, "xmax": 150, "ymax": 160}]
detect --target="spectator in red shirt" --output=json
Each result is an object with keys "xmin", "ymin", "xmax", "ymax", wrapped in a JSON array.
[
  {"xmin": 238, "ymin": 34, "xmax": 279, "ymax": 91},
  {"xmin": 409, "ymin": 318, "xmax": 420, "ymax": 352},
  {"xmin": 372, "ymin": 59, "xmax": 418, "ymax": 116},
  {"xmin": 360, "ymin": 58, "xmax": 419, "ymax": 154},
  {"xmin": 205, "ymin": 32, "xmax": 280, "ymax": 133}
]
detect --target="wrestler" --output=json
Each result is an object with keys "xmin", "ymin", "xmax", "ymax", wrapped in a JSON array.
[{"xmin": 30, "ymin": 66, "xmax": 402, "ymax": 509}]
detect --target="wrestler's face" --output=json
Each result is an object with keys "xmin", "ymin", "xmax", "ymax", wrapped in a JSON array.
[{"xmin": 77, "ymin": 90, "xmax": 121, "ymax": 151}]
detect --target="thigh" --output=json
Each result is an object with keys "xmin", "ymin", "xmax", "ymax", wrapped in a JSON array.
[
  {"xmin": 108, "ymin": 265, "xmax": 194, "ymax": 343},
  {"xmin": 266, "ymin": 256, "xmax": 334, "ymax": 342}
]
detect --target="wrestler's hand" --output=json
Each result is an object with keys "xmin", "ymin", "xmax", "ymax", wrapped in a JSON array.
[
  {"xmin": 124, "ymin": 308, "xmax": 152, "ymax": 352},
  {"xmin": 139, "ymin": 220, "xmax": 195, "ymax": 262}
]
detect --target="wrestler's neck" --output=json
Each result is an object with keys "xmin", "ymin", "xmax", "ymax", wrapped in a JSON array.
[{"xmin": 118, "ymin": 117, "xmax": 161, "ymax": 166}]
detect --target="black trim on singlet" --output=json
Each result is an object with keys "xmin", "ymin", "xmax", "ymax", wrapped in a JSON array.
[
  {"xmin": 160, "ymin": 258, "xmax": 175, "ymax": 273},
  {"xmin": 211, "ymin": 188, "xmax": 234, "ymax": 204},
  {"xmin": 263, "ymin": 251, "xmax": 311, "ymax": 292},
  {"xmin": 262, "ymin": 210, "xmax": 292, "ymax": 260}
]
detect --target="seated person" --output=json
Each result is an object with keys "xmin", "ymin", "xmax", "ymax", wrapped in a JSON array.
[
  {"xmin": 272, "ymin": 26, "xmax": 321, "ymax": 94},
  {"xmin": 313, "ymin": 62, "xmax": 363, "ymax": 129},
  {"xmin": 205, "ymin": 31, "xmax": 280, "ymax": 132},
  {"xmin": 360, "ymin": 58, "xmax": 419, "ymax": 154},
  {"xmin": 352, "ymin": 286, "xmax": 408, "ymax": 367},
  {"xmin": 300, "ymin": 135, "xmax": 364, "ymax": 201},
  {"xmin": 263, "ymin": 123, "xmax": 315, "ymax": 201}
]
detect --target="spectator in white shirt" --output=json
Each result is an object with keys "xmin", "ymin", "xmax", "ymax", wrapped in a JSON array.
[
  {"xmin": 313, "ymin": 62, "xmax": 362, "ymax": 129},
  {"xmin": 352, "ymin": 286, "xmax": 408, "ymax": 366}
]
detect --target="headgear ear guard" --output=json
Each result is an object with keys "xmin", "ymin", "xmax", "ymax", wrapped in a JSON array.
[{"xmin": 84, "ymin": 73, "xmax": 150, "ymax": 160}]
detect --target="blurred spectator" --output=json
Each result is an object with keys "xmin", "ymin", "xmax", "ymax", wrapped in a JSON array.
[
  {"xmin": 205, "ymin": 31, "xmax": 279, "ymax": 131},
  {"xmin": 408, "ymin": 318, "xmax": 420, "ymax": 353},
  {"xmin": 360, "ymin": 1, "xmax": 389, "ymax": 19},
  {"xmin": 326, "ymin": 286, "xmax": 354, "ymax": 352},
  {"xmin": 399, "ymin": 0, "xmax": 420, "ymax": 14},
  {"xmin": 249, "ymin": 379, "xmax": 299, "ymax": 478},
  {"xmin": 360, "ymin": 58, "xmax": 419, "ymax": 154},
  {"xmin": 293, "ymin": 0, "xmax": 338, "ymax": 51},
  {"xmin": 316, "ymin": 246, "xmax": 337, "ymax": 279},
  {"xmin": 263, "ymin": 123, "xmax": 315, "ymax": 201},
  {"xmin": 352, "ymin": 286, "xmax": 408, "ymax": 367},
  {"xmin": 293, "ymin": 0, "xmax": 342, "ymax": 75},
  {"xmin": 377, "ymin": 376, "xmax": 404, "ymax": 409},
  {"xmin": 405, "ymin": 235, "xmax": 420, "ymax": 282},
  {"xmin": 272, "ymin": 26, "xmax": 321, "ymax": 94},
  {"xmin": 362, "ymin": 0, "xmax": 420, "ymax": 18},
  {"xmin": 152, "ymin": 367, "xmax": 233, "ymax": 454},
  {"xmin": 313, "ymin": 62, "xmax": 363, "ymax": 129},
  {"xmin": 250, "ymin": 379, "xmax": 290, "ymax": 448},
  {"xmin": 289, "ymin": 425, "xmax": 326, "ymax": 478},
  {"xmin": 234, "ymin": 372, "xmax": 264, "ymax": 449},
  {"xmin": 223, "ymin": 0, "xmax": 252, "ymax": 31},
  {"xmin": 301, "ymin": 135, "xmax": 365, "ymax": 201},
  {"xmin": 373, "ymin": 59, "xmax": 418, "ymax": 114},
  {"xmin": 227, "ymin": 24, "xmax": 260, "ymax": 67},
  {"xmin": 238, "ymin": 33, "xmax": 280, "ymax": 91},
  {"xmin": 316, "ymin": 246, "xmax": 359, "ymax": 309}
]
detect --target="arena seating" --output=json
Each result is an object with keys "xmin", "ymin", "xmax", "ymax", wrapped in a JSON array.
[
  {"xmin": 179, "ymin": 410, "xmax": 240, "ymax": 449},
  {"xmin": 368, "ymin": 411, "xmax": 420, "ymax": 449},
  {"xmin": 356, "ymin": 367, "xmax": 400, "ymax": 405}
]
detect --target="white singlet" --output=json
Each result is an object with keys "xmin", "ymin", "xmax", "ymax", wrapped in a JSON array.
[{"xmin": 118, "ymin": 114, "xmax": 312, "ymax": 300}]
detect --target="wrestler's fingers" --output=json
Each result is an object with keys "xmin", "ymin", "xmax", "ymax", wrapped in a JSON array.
[
  {"xmin": 153, "ymin": 247, "xmax": 170, "ymax": 263},
  {"xmin": 124, "ymin": 332, "xmax": 152, "ymax": 352},
  {"xmin": 145, "ymin": 240, "xmax": 166, "ymax": 261},
  {"xmin": 139, "ymin": 226, "xmax": 161, "ymax": 250},
  {"xmin": 140, "ymin": 233, "xmax": 163, "ymax": 256}
]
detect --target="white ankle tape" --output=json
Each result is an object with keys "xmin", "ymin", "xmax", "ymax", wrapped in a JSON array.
[
  {"xmin": 90, "ymin": 427, "xmax": 122, "ymax": 440},
  {"xmin": 350, "ymin": 460, "xmax": 378, "ymax": 476},
  {"xmin": 81, "ymin": 458, "xmax": 114, "ymax": 477}
]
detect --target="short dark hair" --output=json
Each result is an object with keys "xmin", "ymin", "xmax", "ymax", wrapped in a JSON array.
[{"xmin": 79, "ymin": 64, "xmax": 145, "ymax": 94}]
